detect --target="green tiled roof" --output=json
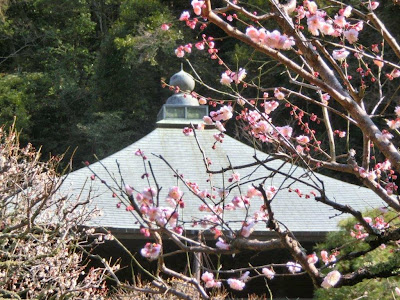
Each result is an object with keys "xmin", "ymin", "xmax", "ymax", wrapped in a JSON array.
[{"xmin": 62, "ymin": 127, "xmax": 383, "ymax": 237}]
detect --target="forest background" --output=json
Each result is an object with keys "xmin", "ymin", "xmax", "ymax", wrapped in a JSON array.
[{"xmin": 0, "ymin": 0, "xmax": 399, "ymax": 179}]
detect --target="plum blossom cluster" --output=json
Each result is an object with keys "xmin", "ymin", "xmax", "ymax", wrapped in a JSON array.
[
  {"xmin": 201, "ymin": 272, "xmax": 222, "ymax": 288},
  {"xmin": 237, "ymin": 105, "xmax": 294, "ymax": 144},
  {"xmin": 321, "ymin": 250, "xmax": 338, "ymax": 266},
  {"xmin": 297, "ymin": 1, "xmax": 364, "ymax": 45},
  {"xmin": 196, "ymin": 185, "xmax": 270, "ymax": 238},
  {"xmin": 220, "ymin": 68, "xmax": 247, "ymax": 86},
  {"xmin": 351, "ymin": 216, "xmax": 389, "ymax": 240},
  {"xmin": 357, "ymin": 158, "xmax": 394, "ymax": 194},
  {"xmin": 127, "ymin": 184, "xmax": 181, "ymax": 229},
  {"xmin": 246, "ymin": 27, "xmax": 295, "ymax": 50}
]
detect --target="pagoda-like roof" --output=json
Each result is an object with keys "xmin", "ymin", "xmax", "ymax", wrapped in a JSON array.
[{"xmin": 62, "ymin": 127, "xmax": 383, "ymax": 240}]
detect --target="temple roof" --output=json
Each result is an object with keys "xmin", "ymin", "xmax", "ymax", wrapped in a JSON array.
[{"xmin": 62, "ymin": 127, "xmax": 383, "ymax": 239}]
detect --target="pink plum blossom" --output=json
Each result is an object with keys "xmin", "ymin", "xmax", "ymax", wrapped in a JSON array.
[
  {"xmin": 175, "ymin": 46, "xmax": 185, "ymax": 58},
  {"xmin": 307, "ymin": 15, "xmax": 324, "ymax": 35},
  {"xmin": 140, "ymin": 227, "xmax": 150, "ymax": 237},
  {"xmin": 168, "ymin": 186, "xmax": 183, "ymax": 200},
  {"xmin": 334, "ymin": 15, "xmax": 347, "ymax": 28},
  {"xmin": 321, "ymin": 250, "xmax": 337, "ymax": 265},
  {"xmin": 321, "ymin": 270, "xmax": 341, "ymax": 289},
  {"xmin": 322, "ymin": 93, "xmax": 330, "ymax": 103},
  {"xmin": 161, "ymin": 23, "xmax": 170, "ymax": 31},
  {"xmin": 344, "ymin": 29, "xmax": 359, "ymax": 44},
  {"xmin": 332, "ymin": 48, "xmax": 350, "ymax": 60},
  {"xmin": 341, "ymin": 6, "xmax": 352, "ymax": 17},
  {"xmin": 373, "ymin": 56, "xmax": 384, "ymax": 68},
  {"xmin": 395, "ymin": 106, "xmax": 400, "ymax": 117},
  {"xmin": 201, "ymin": 271, "xmax": 221, "ymax": 288},
  {"xmin": 372, "ymin": 44, "xmax": 379, "ymax": 53},
  {"xmin": 239, "ymin": 271, "xmax": 250, "ymax": 282},
  {"xmin": 275, "ymin": 125, "xmax": 293, "ymax": 138},
  {"xmin": 240, "ymin": 221, "xmax": 256, "ymax": 237},
  {"xmin": 220, "ymin": 72, "xmax": 233, "ymax": 86},
  {"xmin": 198, "ymin": 97, "xmax": 207, "ymax": 105},
  {"xmin": 215, "ymin": 121, "xmax": 226, "ymax": 132},
  {"xmin": 237, "ymin": 97, "xmax": 246, "ymax": 106},
  {"xmin": 368, "ymin": 1, "xmax": 379, "ymax": 10},
  {"xmin": 307, "ymin": 1, "xmax": 318, "ymax": 14},
  {"xmin": 286, "ymin": 262, "xmax": 302, "ymax": 274},
  {"xmin": 265, "ymin": 186, "xmax": 277, "ymax": 200},
  {"xmin": 183, "ymin": 127, "xmax": 193, "ymax": 136},
  {"xmin": 264, "ymin": 101, "xmax": 279, "ymax": 114},
  {"xmin": 307, "ymin": 253, "xmax": 318, "ymax": 265},
  {"xmin": 231, "ymin": 68, "xmax": 247, "ymax": 84},
  {"xmin": 246, "ymin": 26, "xmax": 259, "ymax": 42},
  {"xmin": 201, "ymin": 271, "xmax": 214, "ymax": 282},
  {"xmin": 296, "ymin": 145, "xmax": 305, "ymax": 154},
  {"xmin": 195, "ymin": 41, "xmax": 205, "ymax": 50},
  {"xmin": 179, "ymin": 11, "xmax": 190, "ymax": 21},
  {"xmin": 296, "ymin": 135, "xmax": 310, "ymax": 144},
  {"xmin": 376, "ymin": 131, "xmax": 393, "ymax": 143},
  {"xmin": 391, "ymin": 69, "xmax": 400, "ymax": 78},
  {"xmin": 395, "ymin": 287, "xmax": 400, "ymax": 296},
  {"xmin": 125, "ymin": 184, "xmax": 134, "ymax": 196},
  {"xmin": 246, "ymin": 186, "xmax": 262, "ymax": 198},
  {"xmin": 216, "ymin": 238, "xmax": 230, "ymax": 250},
  {"xmin": 183, "ymin": 44, "xmax": 192, "ymax": 53},
  {"xmin": 203, "ymin": 116, "xmax": 214, "ymax": 125},
  {"xmin": 191, "ymin": 0, "xmax": 204, "ymax": 15},
  {"xmin": 320, "ymin": 22, "xmax": 335, "ymax": 36},
  {"xmin": 262, "ymin": 267, "xmax": 275, "ymax": 279},
  {"xmin": 210, "ymin": 106, "xmax": 233, "ymax": 121},
  {"xmin": 387, "ymin": 119, "xmax": 400, "ymax": 130},
  {"xmin": 140, "ymin": 243, "xmax": 161, "ymax": 260},
  {"xmin": 229, "ymin": 172, "xmax": 240, "ymax": 182},
  {"xmin": 232, "ymin": 196, "xmax": 246, "ymax": 208},
  {"xmin": 227, "ymin": 278, "xmax": 245, "ymax": 291},
  {"xmin": 274, "ymin": 88, "xmax": 285, "ymax": 100},
  {"xmin": 245, "ymin": 27, "xmax": 295, "ymax": 49}
]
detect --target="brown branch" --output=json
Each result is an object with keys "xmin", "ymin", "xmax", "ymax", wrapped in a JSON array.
[
  {"xmin": 213, "ymin": 1, "xmax": 276, "ymax": 21},
  {"xmin": 367, "ymin": 13, "xmax": 400, "ymax": 61},
  {"xmin": 161, "ymin": 264, "xmax": 209, "ymax": 299},
  {"xmin": 314, "ymin": 195, "xmax": 379, "ymax": 236},
  {"xmin": 255, "ymin": 184, "xmax": 321, "ymax": 287},
  {"xmin": 338, "ymin": 267, "xmax": 400, "ymax": 287}
]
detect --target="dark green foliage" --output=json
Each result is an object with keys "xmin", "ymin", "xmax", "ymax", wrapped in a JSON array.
[
  {"xmin": 0, "ymin": 0, "xmax": 199, "ymax": 168},
  {"xmin": 314, "ymin": 209, "xmax": 400, "ymax": 299}
]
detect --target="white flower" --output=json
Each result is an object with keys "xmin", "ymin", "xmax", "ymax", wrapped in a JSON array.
[
  {"xmin": 332, "ymin": 48, "xmax": 350, "ymax": 60},
  {"xmin": 262, "ymin": 268, "xmax": 275, "ymax": 279},
  {"xmin": 220, "ymin": 72, "xmax": 233, "ymax": 86},
  {"xmin": 286, "ymin": 261, "xmax": 302, "ymax": 274},
  {"xmin": 344, "ymin": 28, "xmax": 359, "ymax": 44},
  {"xmin": 321, "ymin": 270, "xmax": 341, "ymax": 289},
  {"xmin": 227, "ymin": 278, "xmax": 245, "ymax": 291}
]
